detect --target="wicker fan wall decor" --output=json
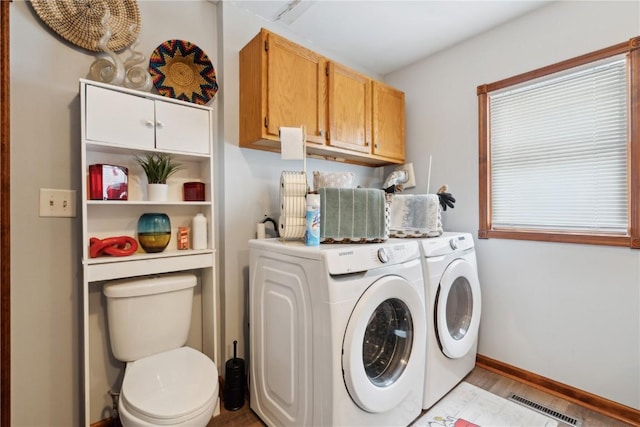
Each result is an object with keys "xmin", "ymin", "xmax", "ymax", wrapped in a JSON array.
[{"xmin": 30, "ymin": 0, "xmax": 141, "ymax": 52}]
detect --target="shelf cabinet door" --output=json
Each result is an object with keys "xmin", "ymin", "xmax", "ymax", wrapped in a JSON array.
[
  {"xmin": 85, "ymin": 84, "xmax": 211, "ymax": 155},
  {"xmin": 328, "ymin": 62, "xmax": 371, "ymax": 154},
  {"xmin": 266, "ymin": 31, "xmax": 327, "ymax": 146},
  {"xmin": 85, "ymin": 85, "xmax": 155, "ymax": 150},
  {"xmin": 372, "ymin": 81, "xmax": 405, "ymax": 161},
  {"xmin": 240, "ymin": 29, "xmax": 327, "ymax": 148},
  {"xmin": 155, "ymin": 101, "xmax": 211, "ymax": 155}
]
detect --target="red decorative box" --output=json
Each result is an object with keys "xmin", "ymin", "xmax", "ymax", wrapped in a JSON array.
[
  {"xmin": 89, "ymin": 164, "xmax": 128, "ymax": 200},
  {"xmin": 183, "ymin": 182, "xmax": 205, "ymax": 201}
]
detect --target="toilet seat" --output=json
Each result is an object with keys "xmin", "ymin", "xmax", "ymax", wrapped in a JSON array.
[{"xmin": 121, "ymin": 346, "xmax": 218, "ymax": 425}]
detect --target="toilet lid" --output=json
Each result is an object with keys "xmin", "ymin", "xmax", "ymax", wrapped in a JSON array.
[{"xmin": 121, "ymin": 346, "xmax": 218, "ymax": 423}]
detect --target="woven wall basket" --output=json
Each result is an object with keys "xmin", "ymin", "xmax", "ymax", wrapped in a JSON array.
[{"xmin": 30, "ymin": 0, "xmax": 141, "ymax": 52}]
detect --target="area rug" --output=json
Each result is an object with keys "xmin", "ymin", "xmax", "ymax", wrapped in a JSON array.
[{"xmin": 412, "ymin": 382, "xmax": 558, "ymax": 427}]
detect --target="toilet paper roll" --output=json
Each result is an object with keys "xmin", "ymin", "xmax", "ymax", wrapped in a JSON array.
[
  {"xmin": 279, "ymin": 216, "xmax": 306, "ymax": 239},
  {"xmin": 280, "ymin": 224, "xmax": 305, "ymax": 240},
  {"xmin": 280, "ymin": 127, "xmax": 305, "ymax": 160},
  {"xmin": 279, "ymin": 170, "xmax": 309, "ymax": 241},
  {"xmin": 279, "ymin": 216, "xmax": 306, "ymax": 227},
  {"xmin": 280, "ymin": 173, "xmax": 307, "ymax": 217},
  {"xmin": 280, "ymin": 171, "xmax": 308, "ymax": 196},
  {"xmin": 280, "ymin": 195, "xmax": 306, "ymax": 218}
]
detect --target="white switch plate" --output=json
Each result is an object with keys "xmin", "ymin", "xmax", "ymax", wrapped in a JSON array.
[
  {"xmin": 395, "ymin": 163, "xmax": 416, "ymax": 188},
  {"xmin": 39, "ymin": 188, "xmax": 77, "ymax": 218}
]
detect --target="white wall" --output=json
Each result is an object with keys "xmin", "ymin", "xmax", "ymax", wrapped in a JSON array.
[
  {"xmin": 218, "ymin": 2, "xmax": 384, "ymax": 365},
  {"xmin": 386, "ymin": 0, "xmax": 640, "ymax": 409},
  {"xmin": 10, "ymin": 1, "xmax": 218, "ymax": 425}
]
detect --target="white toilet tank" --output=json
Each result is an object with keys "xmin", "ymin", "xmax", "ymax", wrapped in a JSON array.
[{"xmin": 104, "ymin": 272, "xmax": 197, "ymax": 362}]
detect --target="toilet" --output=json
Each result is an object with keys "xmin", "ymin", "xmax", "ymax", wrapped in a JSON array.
[{"xmin": 104, "ymin": 272, "xmax": 219, "ymax": 427}]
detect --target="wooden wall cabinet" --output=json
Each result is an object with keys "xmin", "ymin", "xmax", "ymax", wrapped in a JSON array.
[
  {"xmin": 327, "ymin": 62, "xmax": 371, "ymax": 154},
  {"xmin": 239, "ymin": 29, "xmax": 327, "ymax": 150},
  {"xmin": 240, "ymin": 28, "xmax": 405, "ymax": 166},
  {"xmin": 372, "ymin": 81, "xmax": 405, "ymax": 161}
]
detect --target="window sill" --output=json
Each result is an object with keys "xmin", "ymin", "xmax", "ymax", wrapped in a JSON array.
[{"xmin": 478, "ymin": 229, "xmax": 638, "ymax": 248}]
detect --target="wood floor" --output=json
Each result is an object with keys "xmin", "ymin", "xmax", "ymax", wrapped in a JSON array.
[{"xmin": 208, "ymin": 366, "xmax": 634, "ymax": 427}]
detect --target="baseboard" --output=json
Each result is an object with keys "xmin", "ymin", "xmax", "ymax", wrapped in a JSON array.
[{"xmin": 476, "ymin": 354, "xmax": 640, "ymax": 426}]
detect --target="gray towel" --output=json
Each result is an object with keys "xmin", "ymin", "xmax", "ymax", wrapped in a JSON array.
[
  {"xmin": 388, "ymin": 194, "xmax": 443, "ymax": 238},
  {"xmin": 319, "ymin": 188, "xmax": 388, "ymax": 242}
]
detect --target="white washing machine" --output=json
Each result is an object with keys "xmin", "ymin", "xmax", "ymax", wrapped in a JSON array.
[
  {"xmin": 418, "ymin": 232, "xmax": 482, "ymax": 409},
  {"xmin": 249, "ymin": 239, "xmax": 426, "ymax": 426}
]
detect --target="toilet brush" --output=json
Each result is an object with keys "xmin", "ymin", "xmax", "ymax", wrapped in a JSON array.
[{"xmin": 224, "ymin": 340, "xmax": 246, "ymax": 411}]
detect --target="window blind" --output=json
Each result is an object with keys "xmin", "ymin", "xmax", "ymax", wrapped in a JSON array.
[{"xmin": 489, "ymin": 57, "xmax": 628, "ymax": 233}]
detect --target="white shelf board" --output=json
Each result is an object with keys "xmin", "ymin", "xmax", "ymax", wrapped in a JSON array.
[
  {"xmin": 87, "ymin": 200, "xmax": 210, "ymax": 206},
  {"xmin": 85, "ymin": 249, "xmax": 215, "ymax": 282}
]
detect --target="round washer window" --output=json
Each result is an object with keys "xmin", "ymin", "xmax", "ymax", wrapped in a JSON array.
[
  {"xmin": 362, "ymin": 298, "xmax": 413, "ymax": 387},
  {"xmin": 446, "ymin": 276, "xmax": 473, "ymax": 341}
]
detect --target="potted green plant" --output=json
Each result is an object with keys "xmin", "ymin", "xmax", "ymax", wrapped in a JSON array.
[{"xmin": 135, "ymin": 153, "xmax": 184, "ymax": 201}]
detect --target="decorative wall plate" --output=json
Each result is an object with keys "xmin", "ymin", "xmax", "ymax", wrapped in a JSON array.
[
  {"xmin": 149, "ymin": 40, "xmax": 218, "ymax": 105},
  {"xmin": 30, "ymin": 0, "xmax": 140, "ymax": 52}
]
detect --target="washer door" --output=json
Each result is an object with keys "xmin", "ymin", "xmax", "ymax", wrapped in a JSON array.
[
  {"xmin": 342, "ymin": 275, "xmax": 425, "ymax": 413},
  {"xmin": 435, "ymin": 258, "xmax": 481, "ymax": 359}
]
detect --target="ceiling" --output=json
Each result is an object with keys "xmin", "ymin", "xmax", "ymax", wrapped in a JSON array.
[{"xmin": 231, "ymin": 0, "xmax": 552, "ymax": 75}]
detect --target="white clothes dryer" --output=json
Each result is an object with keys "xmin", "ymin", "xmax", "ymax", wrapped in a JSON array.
[
  {"xmin": 249, "ymin": 239, "xmax": 426, "ymax": 426},
  {"xmin": 418, "ymin": 232, "xmax": 482, "ymax": 409}
]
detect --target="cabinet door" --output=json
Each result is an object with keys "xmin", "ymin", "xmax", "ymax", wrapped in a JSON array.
[
  {"xmin": 85, "ymin": 85, "xmax": 155, "ymax": 150},
  {"xmin": 266, "ymin": 32, "xmax": 327, "ymax": 146},
  {"xmin": 372, "ymin": 81, "xmax": 405, "ymax": 161},
  {"xmin": 155, "ymin": 101, "xmax": 211, "ymax": 155},
  {"xmin": 328, "ymin": 62, "xmax": 371, "ymax": 154}
]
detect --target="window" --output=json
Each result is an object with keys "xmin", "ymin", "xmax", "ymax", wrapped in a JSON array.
[{"xmin": 478, "ymin": 37, "xmax": 640, "ymax": 248}]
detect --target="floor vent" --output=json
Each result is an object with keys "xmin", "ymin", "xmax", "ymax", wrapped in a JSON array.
[{"xmin": 507, "ymin": 393, "xmax": 583, "ymax": 427}]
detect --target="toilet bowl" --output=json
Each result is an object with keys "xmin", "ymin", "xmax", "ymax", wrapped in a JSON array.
[
  {"xmin": 104, "ymin": 273, "xmax": 219, "ymax": 427},
  {"xmin": 118, "ymin": 347, "xmax": 218, "ymax": 426}
]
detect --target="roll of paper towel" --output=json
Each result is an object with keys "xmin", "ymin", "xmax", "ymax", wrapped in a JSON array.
[{"xmin": 280, "ymin": 127, "xmax": 305, "ymax": 160}]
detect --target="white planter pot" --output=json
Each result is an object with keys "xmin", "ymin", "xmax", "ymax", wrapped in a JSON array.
[{"xmin": 147, "ymin": 183, "xmax": 169, "ymax": 202}]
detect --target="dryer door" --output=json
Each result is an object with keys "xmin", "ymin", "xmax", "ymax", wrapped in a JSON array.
[
  {"xmin": 342, "ymin": 275, "xmax": 426, "ymax": 413},
  {"xmin": 435, "ymin": 258, "xmax": 481, "ymax": 359}
]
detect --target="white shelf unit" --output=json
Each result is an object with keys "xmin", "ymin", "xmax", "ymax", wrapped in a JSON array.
[{"xmin": 79, "ymin": 79, "xmax": 218, "ymax": 426}]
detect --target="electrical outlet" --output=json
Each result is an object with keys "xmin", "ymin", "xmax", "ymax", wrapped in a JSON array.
[
  {"xmin": 395, "ymin": 163, "xmax": 416, "ymax": 188},
  {"xmin": 39, "ymin": 188, "xmax": 77, "ymax": 218}
]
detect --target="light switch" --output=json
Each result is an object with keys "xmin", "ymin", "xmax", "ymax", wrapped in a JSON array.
[{"xmin": 39, "ymin": 188, "xmax": 77, "ymax": 218}]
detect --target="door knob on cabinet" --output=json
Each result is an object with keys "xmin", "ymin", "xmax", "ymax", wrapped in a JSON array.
[
  {"xmin": 156, "ymin": 121, "xmax": 165, "ymax": 128},
  {"xmin": 146, "ymin": 120, "xmax": 154, "ymax": 128}
]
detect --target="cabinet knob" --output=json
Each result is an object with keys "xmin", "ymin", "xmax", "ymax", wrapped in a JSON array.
[
  {"xmin": 156, "ymin": 121, "xmax": 165, "ymax": 128},
  {"xmin": 145, "ymin": 120, "xmax": 154, "ymax": 128}
]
